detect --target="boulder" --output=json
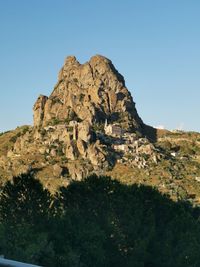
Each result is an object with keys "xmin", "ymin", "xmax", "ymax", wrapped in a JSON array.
[
  {"xmin": 65, "ymin": 141, "xmax": 78, "ymax": 160},
  {"xmin": 78, "ymin": 121, "xmax": 92, "ymax": 143},
  {"xmin": 87, "ymin": 143, "xmax": 106, "ymax": 167},
  {"xmin": 77, "ymin": 139, "xmax": 87, "ymax": 157},
  {"xmin": 53, "ymin": 164, "xmax": 63, "ymax": 177}
]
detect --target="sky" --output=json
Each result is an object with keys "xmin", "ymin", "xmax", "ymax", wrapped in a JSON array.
[{"xmin": 0, "ymin": 0, "xmax": 200, "ymax": 133}]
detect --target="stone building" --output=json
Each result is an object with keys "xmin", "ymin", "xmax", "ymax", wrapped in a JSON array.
[{"xmin": 104, "ymin": 120, "xmax": 122, "ymax": 137}]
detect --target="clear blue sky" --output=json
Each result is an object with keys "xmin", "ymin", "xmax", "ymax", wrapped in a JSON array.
[{"xmin": 0, "ymin": 0, "xmax": 200, "ymax": 132}]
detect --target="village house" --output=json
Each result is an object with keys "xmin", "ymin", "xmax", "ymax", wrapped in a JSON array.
[
  {"xmin": 104, "ymin": 120, "xmax": 123, "ymax": 137},
  {"xmin": 113, "ymin": 144, "xmax": 129, "ymax": 152}
]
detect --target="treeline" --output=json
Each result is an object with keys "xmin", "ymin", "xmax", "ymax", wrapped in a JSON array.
[{"xmin": 0, "ymin": 173, "xmax": 200, "ymax": 267}]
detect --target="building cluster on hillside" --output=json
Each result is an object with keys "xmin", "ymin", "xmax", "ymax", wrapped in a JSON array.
[
  {"xmin": 103, "ymin": 120, "xmax": 159, "ymax": 168},
  {"xmin": 42, "ymin": 119, "xmax": 159, "ymax": 169}
]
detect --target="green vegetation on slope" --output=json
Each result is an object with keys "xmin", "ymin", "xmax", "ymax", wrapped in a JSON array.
[
  {"xmin": 0, "ymin": 173, "xmax": 200, "ymax": 267},
  {"xmin": 0, "ymin": 126, "xmax": 31, "ymax": 155}
]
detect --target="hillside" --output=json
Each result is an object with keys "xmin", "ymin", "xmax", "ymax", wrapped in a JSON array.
[{"xmin": 0, "ymin": 55, "xmax": 200, "ymax": 205}]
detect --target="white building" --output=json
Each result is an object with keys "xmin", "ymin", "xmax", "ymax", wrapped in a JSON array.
[{"xmin": 113, "ymin": 144, "xmax": 129, "ymax": 152}]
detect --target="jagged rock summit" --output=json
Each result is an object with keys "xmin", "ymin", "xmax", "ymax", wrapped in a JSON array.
[{"xmin": 33, "ymin": 55, "xmax": 144, "ymax": 133}]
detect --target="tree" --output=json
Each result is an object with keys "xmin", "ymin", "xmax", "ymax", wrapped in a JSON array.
[{"xmin": 0, "ymin": 173, "xmax": 52, "ymax": 225}]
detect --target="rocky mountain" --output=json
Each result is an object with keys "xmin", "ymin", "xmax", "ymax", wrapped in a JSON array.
[
  {"xmin": 0, "ymin": 55, "xmax": 200, "ymax": 205},
  {"xmin": 33, "ymin": 55, "xmax": 144, "ymax": 132}
]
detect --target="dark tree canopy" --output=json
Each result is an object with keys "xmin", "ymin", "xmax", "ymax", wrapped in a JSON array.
[
  {"xmin": 0, "ymin": 173, "xmax": 200, "ymax": 267},
  {"xmin": 0, "ymin": 173, "xmax": 52, "ymax": 224}
]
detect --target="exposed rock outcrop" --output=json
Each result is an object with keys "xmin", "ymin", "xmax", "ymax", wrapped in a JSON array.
[
  {"xmin": 33, "ymin": 55, "xmax": 144, "ymax": 132},
  {"xmin": 33, "ymin": 95, "xmax": 48, "ymax": 127}
]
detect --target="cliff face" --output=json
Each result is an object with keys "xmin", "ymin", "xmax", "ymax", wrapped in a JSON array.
[{"xmin": 33, "ymin": 55, "xmax": 144, "ymax": 132}]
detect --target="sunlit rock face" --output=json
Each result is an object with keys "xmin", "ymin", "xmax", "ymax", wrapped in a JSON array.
[{"xmin": 33, "ymin": 55, "xmax": 144, "ymax": 133}]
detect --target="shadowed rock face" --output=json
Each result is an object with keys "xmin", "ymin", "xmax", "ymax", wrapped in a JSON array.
[{"xmin": 33, "ymin": 55, "xmax": 144, "ymax": 132}]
